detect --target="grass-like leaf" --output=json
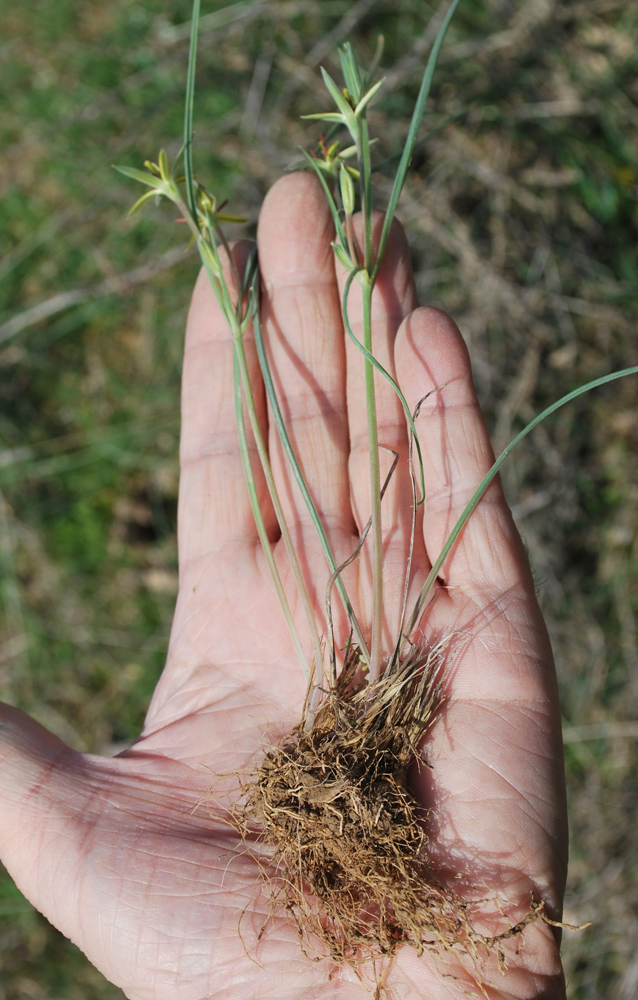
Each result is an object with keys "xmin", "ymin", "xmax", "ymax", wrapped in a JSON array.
[
  {"xmin": 338, "ymin": 42, "xmax": 363, "ymax": 102},
  {"xmin": 113, "ymin": 165, "xmax": 164, "ymax": 189},
  {"xmin": 319, "ymin": 67, "xmax": 358, "ymax": 137},
  {"xmin": 184, "ymin": 0, "xmax": 201, "ymax": 226},
  {"xmin": 404, "ymin": 365, "xmax": 638, "ymax": 642},
  {"xmin": 251, "ymin": 290, "xmax": 370, "ymax": 665},
  {"xmin": 372, "ymin": 0, "xmax": 462, "ymax": 284}
]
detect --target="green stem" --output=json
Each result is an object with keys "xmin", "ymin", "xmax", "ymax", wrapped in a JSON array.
[
  {"xmin": 234, "ymin": 332, "xmax": 324, "ymax": 684},
  {"xmin": 185, "ymin": 217, "xmax": 322, "ymax": 685},
  {"xmin": 251, "ymin": 295, "xmax": 370, "ymax": 666},
  {"xmin": 232, "ymin": 349, "xmax": 310, "ymax": 682},
  {"xmin": 342, "ymin": 270, "xmax": 425, "ymax": 505},
  {"xmin": 371, "ymin": 0, "xmax": 461, "ymax": 287},
  {"xmin": 183, "ymin": 0, "xmax": 201, "ymax": 225},
  {"xmin": 353, "ymin": 105, "xmax": 384, "ymax": 681},
  {"xmin": 359, "ymin": 119, "xmax": 374, "ymax": 272},
  {"xmin": 361, "ymin": 274, "xmax": 384, "ymax": 681}
]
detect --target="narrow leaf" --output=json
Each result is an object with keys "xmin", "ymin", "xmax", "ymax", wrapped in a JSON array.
[
  {"xmin": 332, "ymin": 242, "xmax": 354, "ymax": 271},
  {"xmin": 338, "ymin": 42, "xmax": 362, "ymax": 102},
  {"xmin": 404, "ymin": 365, "xmax": 638, "ymax": 641},
  {"xmin": 184, "ymin": 0, "xmax": 201, "ymax": 225},
  {"xmin": 158, "ymin": 149, "xmax": 171, "ymax": 182},
  {"xmin": 232, "ymin": 346, "xmax": 311, "ymax": 684},
  {"xmin": 198, "ymin": 239, "xmax": 221, "ymax": 278},
  {"xmin": 127, "ymin": 189, "xmax": 161, "ymax": 217},
  {"xmin": 251, "ymin": 290, "xmax": 370, "ymax": 664},
  {"xmin": 372, "ymin": 0, "xmax": 462, "ymax": 284},
  {"xmin": 320, "ymin": 67, "xmax": 358, "ymax": 136},
  {"xmin": 302, "ymin": 112, "xmax": 347, "ymax": 124},
  {"xmin": 113, "ymin": 165, "xmax": 164, "ymax": 189},
  {"xmin": 354, "ymin": 77, "xmax": 386, "ymax": 117}
]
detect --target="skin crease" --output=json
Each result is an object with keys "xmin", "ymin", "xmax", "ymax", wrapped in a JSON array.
[{"xmin": 0, "ymin": 172, "xmax": 569, "ymax": 1000}]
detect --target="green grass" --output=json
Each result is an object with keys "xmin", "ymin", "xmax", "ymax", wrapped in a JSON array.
[{"xmin": 1, "ymin": 0, "xmax": 637, "ymax": 996}]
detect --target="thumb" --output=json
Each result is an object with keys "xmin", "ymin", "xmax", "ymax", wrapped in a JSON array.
[{"xmin": 0, "ymin": 703, "xmax": 93, "ymax": 935}]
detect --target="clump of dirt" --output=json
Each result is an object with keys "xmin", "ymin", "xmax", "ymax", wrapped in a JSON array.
[{"xmin": 236, "ymin": 641, "xmax": 544, "ymax": 978}]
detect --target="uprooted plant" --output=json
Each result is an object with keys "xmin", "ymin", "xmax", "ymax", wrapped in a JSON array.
[{"xmin": 116, "ymin": 0, "xmax": 637, "ymax": 990}]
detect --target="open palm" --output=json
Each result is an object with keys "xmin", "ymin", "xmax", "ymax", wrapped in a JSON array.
[{"xmin": 0, "ymin": 174, "xmax": 567, "ymax": 999}]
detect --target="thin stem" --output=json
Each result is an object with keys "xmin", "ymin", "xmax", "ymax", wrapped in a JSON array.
[
  {"xmin": 232, "ymin": 348, "xmax": 310, "ymax": 682},
  {"xmin": 212, "ymin": 220, "xmax": 242, "ymax": 317},
  {"xmin": 251, "ymin": 291, "xmax": 370, "ymax": 665},
  {"xmin": 390, "ymin": 396, "xmax": 423, "ymax": 672},
  {"xmin": 300, "ymin": 150, "xmax": 348, "ymax": 251},
  {"xmin": 350, "ymin": 100, "xmax": 384, "ymax": 682},
  {"xmin": 361, "ymin": 274, "xmax": 384, "ymax": 681},
  {"xmin": 182, "ymin": 210, "xmax": 323, "ymax": 684},
  {"xmin": 234, "ymin": 331, "xmax": 324, "ymax": 684},
  {"xmin": 342, "ymin": 270, "xmax": 425, "ymax": 505},
  {"xmin": 358, "ymin": 119, "xmax": 374, "ymax": 271},
  {"xmin": 345, "ymin": 212, "xmax": 359, "ymax": 267},
  {"xmin": 326, "ymin": 449, "xmax": 398, "ymax": 686},
  {"xmin": 184, "ymin": 0, "xmax": 201, "ymax": 225},
  {"xmin": 371, "ymin": 0, "xmax": 461, "ymax": 287}
]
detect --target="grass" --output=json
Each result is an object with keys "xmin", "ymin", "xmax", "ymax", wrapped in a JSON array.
[{"xmin": 0, "ymin": 0, "xmax": 637, "ymax": 996}]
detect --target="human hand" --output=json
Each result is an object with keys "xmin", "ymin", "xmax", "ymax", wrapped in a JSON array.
[{"xmin": 0, "ymin": 173, "xmax": 567, "ymax": 999}]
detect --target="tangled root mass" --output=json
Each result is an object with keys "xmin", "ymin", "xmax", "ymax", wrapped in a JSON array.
[{"xmin": 237, "ymin": 643, "xmax": 542, "ymax": 972}]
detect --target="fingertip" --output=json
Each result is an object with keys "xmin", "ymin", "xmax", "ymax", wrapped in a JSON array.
[
  {"xmin": 257, "ymin": 172, "xmax": 335, "ymax": 285},
  {"xmin": 396, "ymin": 306, "xmax": 472, "ymax": 394},
  {"xmin": 260, "ymin": 170, "xmax": 325, "ymax": 220}
]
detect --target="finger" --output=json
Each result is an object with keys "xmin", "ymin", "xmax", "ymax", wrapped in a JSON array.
[
  {"xmin": 394, "ymin": 312, "xmax": 568, "ymax": 909},
  {"xmin": 257, "ymin": 173, "xmax": 356, "ymax": 558},
  {"xmin": 178, "ymin": 245, "xmax": 275, "ymax": 574},
  {"xmin": 336, "ymin": 216, "xmax": 429, "ymax": 620},
  {"xmin": 394, "ymin": 307, "xmax": 533, "ymax": 599}
]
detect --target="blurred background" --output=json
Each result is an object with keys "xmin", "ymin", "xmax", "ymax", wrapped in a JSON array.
[{"xmin": 0, "ymin": 0, "xmax": 636, "ymax": 996}]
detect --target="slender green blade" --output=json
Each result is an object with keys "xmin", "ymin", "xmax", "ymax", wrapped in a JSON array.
[
  {"xmin": 372, "ymin": 0, "xmax": 462, "ymax": 283},
  {"xmin": 320, "ymin": 67, "xmax": 358, "ymax": 137},
  {"xmin": 354, "ymin": 77, "xmax": 385, "ymax": 117},
  {"xmin": 251, "ymin": 292, "xmax": 370, "ymax": 665},
  {"xmin": 232, "ymin": 345, "xmax": 311, "ymax": 683},
  {"xmin": 127, "ymin": 189, "xmax": 161, "ymax": 217},
  {"xmin": 338, "ymin": 42, "xmax": 362, "ymax": 102},
  {"xmin": 405, "ymin": 365, "xmax": 638, "ymax": 640},
  {"xmin": 113, "ymin": 165, "xmax": 164, "ymax": 189},
  {"xmin": 184, "ymin": 0, "xmax": 201, "ymax": 226},
  {"xmin": 301, "ymin": 112, "xmax": 346, "ymax": 123}
]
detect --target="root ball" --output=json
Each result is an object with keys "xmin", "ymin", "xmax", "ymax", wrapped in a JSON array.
[{"xmin": 237, "ymin": 642, "xmax": 510, "ymax": 969}]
